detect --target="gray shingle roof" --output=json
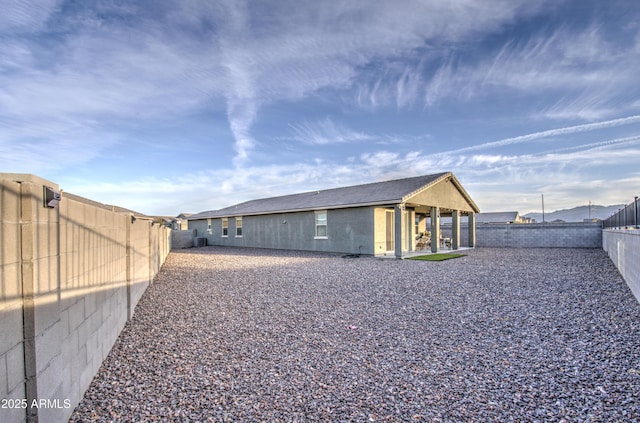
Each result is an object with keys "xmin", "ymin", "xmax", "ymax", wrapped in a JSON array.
[{"xmin": 189, "ymin": 172, "xmax": 452, "ymax": 219}]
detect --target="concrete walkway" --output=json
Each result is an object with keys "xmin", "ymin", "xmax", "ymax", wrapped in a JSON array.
[{"xmin": 376, "ymin": 246, "xmax": 474, "ymax": 259}]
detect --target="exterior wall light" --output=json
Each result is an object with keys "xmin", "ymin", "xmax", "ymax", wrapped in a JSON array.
[{"xmin": 43, "ymin": 185, "xmax": 61, "ymax": 208}]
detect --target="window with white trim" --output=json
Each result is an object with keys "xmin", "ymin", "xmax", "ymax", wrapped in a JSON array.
[
  {"xmin": 207, "ymin": 218, "xmax": 212, "ymax": 234},
  {"xmin": 315, "ymin": 211, "xmax": 327, "ymax": 238},
  {"xmin": 222, "ymin": 218, "xmax": 228, "ymax": 237},
  {"xmin": 236, "ymin": 217, "xmax": 243, "ymax": 237}
]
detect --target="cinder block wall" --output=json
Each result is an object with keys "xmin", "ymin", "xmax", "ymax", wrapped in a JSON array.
[
  {"xmin": 171, "ymin": 229, "xmax": 196, "ymax": 249},
  {"xmin": 441, "ymin": 222, "xmax": 602, "ymax": 248},
  {"xmin": 0, "ymin": 174, "xmax": 171, "ymax": 423},
  {"xmin": 603, "ymin": 229, "xmax": 640, "ymax": 303},
  {"xmin": 58, "ymin": 191, "xmax": 129, "ymax": 423}
]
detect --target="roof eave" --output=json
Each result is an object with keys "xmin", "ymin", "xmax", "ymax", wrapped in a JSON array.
[
  {"xmin": 449, "ymin": 174, "xmax": 481, "ymax": 213},
  {"xmin": 188, "ymin": 200, "xmax": 404, "ymax": 219}
]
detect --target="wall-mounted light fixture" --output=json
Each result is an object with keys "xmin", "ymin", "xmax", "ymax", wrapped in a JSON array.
[{"xmin": 43, "ymin": 185, "xmax": 61, "ymax": 208}]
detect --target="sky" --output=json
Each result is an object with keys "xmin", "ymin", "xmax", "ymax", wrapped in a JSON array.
[{"xmin": 1, "ymin": 0, "xmax": 640, "ymax": 216}]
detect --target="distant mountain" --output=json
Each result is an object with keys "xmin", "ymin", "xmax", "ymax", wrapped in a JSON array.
[{"xmin": 524, "ymin": 205, "xmax": 624, "ymax": 223}]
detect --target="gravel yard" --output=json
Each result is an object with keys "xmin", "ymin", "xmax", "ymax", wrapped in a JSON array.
[{"xmin": 70, "ymin": 247, "xmax": 640, "ymax": 422}]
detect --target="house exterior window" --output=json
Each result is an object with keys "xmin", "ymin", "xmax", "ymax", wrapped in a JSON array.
[
  {"xmin": 315, "ymin": 211, "xmax": 327, "ymax": 238},
  {"xmin": 236, "ymin": 217, "xmax": 243, "ymax": 237},
  {"xmin": 222, "ymin": 218, "xmax": 228, "ymax": 237},
  {"xmin": 207, "ymin": 218, "xmax": 212, "ymax": 234}
]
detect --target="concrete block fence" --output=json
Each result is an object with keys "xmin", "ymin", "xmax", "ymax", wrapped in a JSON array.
[
  {"xmin": 171, "ymin": 229, "xmax": 197, "ymax": 249},
  {"xmin": 1, "ymin": 174, "xmax": 170, "ymax": 423},
  {"xmin": 603, "ymin": 229, "xmax": 640, "ymax": 304},
  {"xmin": 441, "ymin": 222, "xmax": 602, "ymax": 248}
]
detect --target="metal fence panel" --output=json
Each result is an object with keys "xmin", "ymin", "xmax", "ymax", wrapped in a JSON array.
[{"xmin": 604, "ymin": 197, "xmax": 639, "ymax": 228}]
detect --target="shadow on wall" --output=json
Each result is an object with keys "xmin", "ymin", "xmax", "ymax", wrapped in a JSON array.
[{"xmin": 0, "ymin": 174, "xmax": 171, "ymax": 423}]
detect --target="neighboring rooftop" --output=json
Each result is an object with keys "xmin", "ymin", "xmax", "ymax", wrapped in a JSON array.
[{"xmin": 477, "ymin": 211, "xmax": 522, "ymax": 224}]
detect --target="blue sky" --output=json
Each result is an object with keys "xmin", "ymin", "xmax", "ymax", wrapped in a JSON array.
[{"xmin": 2, "ymin": 0, "xmax": 639, "ymax": 216}]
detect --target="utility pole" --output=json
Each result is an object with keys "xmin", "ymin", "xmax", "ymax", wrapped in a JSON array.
[
  {"xmin": 541, "ymin": 193, "xmax": 545, "ymax": 223},
  {"xmin": 588, "ymin": 200, "xmax": 591, "ymax": 220}
]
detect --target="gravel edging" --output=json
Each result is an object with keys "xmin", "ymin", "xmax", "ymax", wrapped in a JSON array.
[{"xmin": 70, "ymin": 247, "xmax": 640, "ymax": 422}]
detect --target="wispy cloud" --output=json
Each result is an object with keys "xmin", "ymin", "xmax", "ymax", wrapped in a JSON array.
[
  {"xmin": 0, "ymin": 0, "xmax": 558, "ymax": 168},
  {"xmin": 0, "ymin": 129, "xmax": 120, "ymax": 173},
  {"xmin": 0, "ymin": 0, "xmax": 62, "ymax": 33},
  {"xmin": 217, "ymin": 1, "xmax": 259, "ymax": 167},
  {"xmin": 435, "ymin": 114, "xmax": 640, "ymax": 156},
  {"xmin": 3, "ymin": 0, "xmax": 639, "ymax": 217},
  {"xmin": 396, "ymin": 22, "xmax": 640, "ymax": 120},
  {"xmin": 538, "ymin": 134, "xmax": 640, "ymax": 156},
  {"xmin": 424, "ymin": 55, "xmax": 456, "ymax": 108},
  {"xmin": 288, "ymin": 117, "xmax": 373, "ymax": 145},
  {"xmin": 467, "ymin": 24, "xmax": 639, "ymax": 120},
  {"xmin": 210, "ymin": 0, "xmax": 551, "ymax": 160}
]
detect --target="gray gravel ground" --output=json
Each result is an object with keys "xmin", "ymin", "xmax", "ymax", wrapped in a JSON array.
[{"xmin": 70, "ymin": 247, "xmax": 640, "ymax": 422}]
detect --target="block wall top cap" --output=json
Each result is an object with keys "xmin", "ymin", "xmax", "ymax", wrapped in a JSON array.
[{"xmin": 0, "ymin": 173, "xmax": 58, "ymax": 188}]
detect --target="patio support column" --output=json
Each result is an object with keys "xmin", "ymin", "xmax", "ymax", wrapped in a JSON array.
[
  {"xmin": 452, "ymin": 210, "xmax": 460, "ymax": 250},
  {"xmin": 394, "ymin": 204, "xmax": 403, "ymax": 258},
  {"xmin": 468, "ymin": 212, "xmax": 476, "ymax": 247},
  {"xmin": 430, "ymin": 207, "xmax": 440, "ymax": 253},
  {"xmin": 408, "ymin": 208, "xmax": 415, "ymax": 252}
]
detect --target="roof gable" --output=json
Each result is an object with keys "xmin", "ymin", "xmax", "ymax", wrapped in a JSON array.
[{"xmin": 405, "ymin": 174, "xmax": 479, "ymax": 213}]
